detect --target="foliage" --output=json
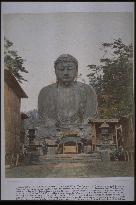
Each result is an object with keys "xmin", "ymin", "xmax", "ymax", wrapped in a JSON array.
[
  {"xmin": 4, "ymin": 37, "xmax": 28, "ymax": 83},
  {"xmin": 24, "ymin": 109, "xmax": 40, "ymax": 130},
  {"xmin": 87, "ymin": 38, "xmax": 133, "ymax": 118},
  {"xmin": 110, "ymin": 150, "xmax": 125, "ymax": 161}
]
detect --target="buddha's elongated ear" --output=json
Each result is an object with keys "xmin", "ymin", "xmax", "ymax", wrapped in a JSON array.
[
  {"xmin": 74, "ymin": 70, "xmax": 78, "ymax": 82},
  {"xmin": 56, "ymin": 79, "xmax": 59, "ymax": 86}
]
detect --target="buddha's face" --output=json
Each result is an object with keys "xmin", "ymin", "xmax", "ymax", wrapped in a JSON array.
[{"xmin": 55, "ymin": 61, "xmax": 77, "ymax": 85}]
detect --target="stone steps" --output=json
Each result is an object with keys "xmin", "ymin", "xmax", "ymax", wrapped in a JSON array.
[{"xmin": 39, "ymin": 152, "xmax": 102, "ymax": 163}]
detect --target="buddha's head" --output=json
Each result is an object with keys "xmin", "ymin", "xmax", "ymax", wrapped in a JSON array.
[{"xmin": 54, "ymin": 54, "xmax": 78, "ymax": 86}]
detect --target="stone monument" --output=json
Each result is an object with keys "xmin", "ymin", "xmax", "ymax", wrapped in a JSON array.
[{"xmin": 38, "ymin": 54, "xmax": 98, "ymax": 136}]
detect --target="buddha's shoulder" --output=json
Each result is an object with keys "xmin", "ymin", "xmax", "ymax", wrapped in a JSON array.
[
  {"xmin": 76, "ymin": 81, "xmax": 96, "ymax": 93},
  {"xmin": 39, "ymin": 83, "xmax": 57, "ymax": 96}
]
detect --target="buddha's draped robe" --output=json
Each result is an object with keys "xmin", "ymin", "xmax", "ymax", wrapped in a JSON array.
[{"xmin": 38, "ymin": 81, "xmax": 98, "ymax": 128}]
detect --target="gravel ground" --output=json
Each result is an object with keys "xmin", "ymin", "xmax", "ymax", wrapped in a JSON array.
[{"xmin": 5, "ymin": 160, "xmax": 134, "ymax": 178}]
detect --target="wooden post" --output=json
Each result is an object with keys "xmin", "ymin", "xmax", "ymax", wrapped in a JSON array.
[
  {"xmin": 76, "ymin": 141, "xmax": 78, "ymax": 154},
  {"xmin": 124, "ymin": 151, "xmax": 127, "ymax": 161},
  {"xmin": 92, "ymin": 123, "xmax": 96, "ymax": 151},
  {"xmin": 57, "ymin": 144, "xmax": 59, "ymax": 154},
  {"xmin": 62, "ymin": 143, "xmax": 64, "ymax": 154},
  {"xmin": 130, "ymin": 117, "xmax": 134, "ymax": 139},
  {"xmin": 131, "ymin": 152, "xmax": 133, "ymax": 161},
  {"xmin": 115, "ymin": 125, "xmax": 118, "ymax": 149},
  {"xmin": 126, "ymin": 151, "xmax": 129, "ymax": 161},
  {"xmin": 15, "ymin": 154, "xmax": 19, "ymax": 167},
  {"xmin": 10, "ymin": 153, "xmax": 14, "ymax": 167},
  {"xmin": 129, "ymin": 152, "xmax": 131, "ymax": 161}
]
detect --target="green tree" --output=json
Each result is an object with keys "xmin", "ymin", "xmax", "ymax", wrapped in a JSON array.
[
  {"xmin": 4, "ymin": 37, "xmax": 28, "ymax": 83},
  {"xmin": 24, "ymin": 109, "xmax": 40, "ymax": 130},
  {"xmin": 87, "ymin": 38, "xmax": 133, "ymax": 118}
]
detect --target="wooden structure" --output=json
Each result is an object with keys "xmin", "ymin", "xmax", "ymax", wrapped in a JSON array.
[
  {"xmin": 46, "ymin": 120, "xmax": 123, "ymax": 155},
  {"xmin": 58, "ymin": 134, "xmax": 83, "ymax": 154},
  {"xmin": 37, "ymin": 118, "xmax": 134, "ymax": 161},
  {"xmin": 4, "ymin": 69, "xmax": 28, "ymax": 165},
  {"xmin": 57, "ymin": 120, "xmax": 122, "ymax": 154},
  {"xmin": 89, "ymin": 119, "xmax": 119, "ymax": 152},
  {"xmin": 89, "ymin": 118, "xmax": 134, "ymax": 161},
  {"xmin": 56, "ymin": 131, "xmax": 81, "ymax": 154}
]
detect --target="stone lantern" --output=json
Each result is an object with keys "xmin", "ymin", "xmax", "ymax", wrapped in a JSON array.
[
  {"xmin": 26, "ymin": 128, "xmax": 40, "ymax": 165},
  {"xmin": 99, "ymin": 122, "xmax": 110, "ymax": 161},
  {"xmin": 28, "ymin": 129, "xmax": 36, "ymax": 145},
  {"xmin": 100, "ymin": 122, "xmax": 110, "ymax": 144}
]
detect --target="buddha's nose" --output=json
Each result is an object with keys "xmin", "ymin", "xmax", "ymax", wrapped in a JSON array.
[{"xmin": 64, "ymin": 68, "xmax": 69, "ymax": 75}]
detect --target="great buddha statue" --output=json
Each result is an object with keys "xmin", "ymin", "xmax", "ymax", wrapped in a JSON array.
[{"xmin": 38, "ymin": 54, "xmax": 98, "ymax": 133}]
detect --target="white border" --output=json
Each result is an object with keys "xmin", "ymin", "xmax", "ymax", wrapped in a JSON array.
[
  {"xmin": 2, "ymin": 2, "xmax": 134, "ymax": 13},
  {"xmin": 1, "ymin": 2, "xmax": 135, "ymax": 201}
]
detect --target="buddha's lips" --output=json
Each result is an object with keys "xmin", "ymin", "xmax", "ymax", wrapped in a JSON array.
[
  {"xmin": 63, "ymin": 76, "xmax": 70, "ymax": 78},
  {"xmin": 63, "ymin": 77, "xmax": 71, "ymax": 80}
]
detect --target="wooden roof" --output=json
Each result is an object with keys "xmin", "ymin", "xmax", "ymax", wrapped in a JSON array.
[
  {"xmin": 62, "ymin": 131, "xmax": 80, "ymax": 136},
  {"xmin": 21, "ymin": 112, "xmax": 29, "ymax": 119},
  {"xmin": 4, "ymin": 69, "xmax": 28, "ymax": 98},
  {"xmin": 89, "ymin": 119, "xmax": 119, "ymax": 123},
  {"xmin": 59, "ymin": 136, "xmax": 81, "ymax": 144}
]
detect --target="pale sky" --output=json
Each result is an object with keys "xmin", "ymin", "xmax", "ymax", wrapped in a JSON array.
[{"xmin": 2, "ymin": 3, "xmax": 134, "ymax": 112}]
